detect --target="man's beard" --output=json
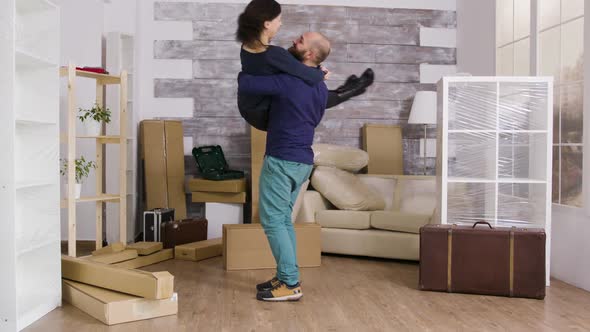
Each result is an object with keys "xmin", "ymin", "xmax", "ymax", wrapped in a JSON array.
[{"xmin": 288, "ymin": 45, "xmax": 305, "ymax": 61}]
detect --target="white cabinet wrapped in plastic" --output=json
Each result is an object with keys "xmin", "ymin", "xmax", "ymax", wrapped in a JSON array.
[{"xmin": 434, "ymin": 76, "xmax": 553, "ymax": 285}]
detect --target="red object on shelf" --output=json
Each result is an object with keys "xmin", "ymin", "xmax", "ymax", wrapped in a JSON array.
[{"xmin": 76, "ymin": 66, "xmax": 109, "ymax": 74}]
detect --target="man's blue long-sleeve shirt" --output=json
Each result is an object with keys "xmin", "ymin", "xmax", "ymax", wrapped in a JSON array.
[{"xmin": 238, "ymin": 72, "xmax": 328, "ymax": 165}]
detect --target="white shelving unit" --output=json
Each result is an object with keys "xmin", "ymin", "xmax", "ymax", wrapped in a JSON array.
[
  {"xmin": 1, "ymin": 1, "xmax": 61, "ymax": 331},
  {"xmin": 435, "ymin": 76, "xmax": 553, "ymax": 285},
  {"xmin": 106, "ymin": 31, "xmax": 137, "ymax": 243}
]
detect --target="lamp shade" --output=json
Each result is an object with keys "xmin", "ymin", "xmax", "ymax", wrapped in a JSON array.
[{"xmin": 408, "ymin": 91, "xmax": 437, "ymax": 125}]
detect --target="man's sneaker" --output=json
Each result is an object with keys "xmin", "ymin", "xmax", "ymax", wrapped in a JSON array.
[
  {"xmin": 256, "ymin": 281, "xmax": 303, "ymax": 302},
  {"xmin": 256, "ymin": 276, "xmax": 280, "ymax": 292}
]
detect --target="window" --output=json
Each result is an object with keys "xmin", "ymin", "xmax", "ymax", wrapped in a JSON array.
[{"xmin": 497, "ymin": 0, "xmax": 584, "ymax": 207}]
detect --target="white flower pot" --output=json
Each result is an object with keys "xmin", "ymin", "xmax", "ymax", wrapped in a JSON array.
[
  {"xmin": 65, "ymin": 183, "xmax": 82, "ymax": 199},
  {"xmin": 82, "ymin": 120, "xmax": 101, "ymax": 136}
]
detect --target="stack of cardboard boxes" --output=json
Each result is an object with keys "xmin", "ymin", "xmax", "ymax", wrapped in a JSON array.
[
  {"xmin": 188, "ymin": 177, "xmax": 247, "ymax": 239},
  {"xmin": 61, "ymin": 242, "xmax": 177, "ymax": 325}
]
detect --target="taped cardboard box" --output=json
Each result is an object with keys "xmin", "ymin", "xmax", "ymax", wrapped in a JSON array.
[
  {"xmin": 61, "ymin": 255, "xmax": 174, "ymax": 299},
  {"xmin": 62, "ymin": 279, "xmax": 178, "ymax": 326},
  {"xmin": 113, "ymin": 249, "xmax": 174, "ymax": 269},
  {"xmin": 250, "ymin": 127, "xmax": 266, "ymax": 223},
  {"xmin": 187, "ymin": 177, "xmax": 246, "ymax": 193},
  {"xmin": 223, "ymin": 223, "xmax": 321, "ymax": 270},
  {"xmin": 92, "ymin": 242, "xmax": 126, "ymax": 256},
  {"xmin": 191, "ymin": 191, "xmax": 246, "ymax": 204},
  {"xmin": 140, "ymin": 120, "xmax": 187, "ymax": 219},
  {"xmin": 175, "ymin": 238, "xmax": 222, "ymax": 262},
  {"xmin": 88, "ymin": 250, "xmax": 138, "ymax": 264},
  {"xmin": 127, "ymin": 242, "xmax": 164, "ymax": 256},
  {"xmin": 362, "ymin": 124, "xmax": 403, "ymax": 175}
]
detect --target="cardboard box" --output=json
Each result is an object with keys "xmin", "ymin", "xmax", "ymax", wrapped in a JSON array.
[
  {"xmin": 140, "ymin": 120, "xmax": 187, "ymax": 219},
  {"xmin": 113, "ymin": 249, "xmax": 174, "ymax": 269},
  {"xmin": 205, "ymin": 203, "xmax": 243, "ymax": 239},
  {"xmin": 62, "ymin": 279, "xmax": 178, "ymax": 326},
  {"xmin": 223, "ymin": 223, "xmax": 321, "ymax": 270},
  {"xmin": 92, "ymin": 242, "xmax": 125, "ymax": 256},
  {"xmin": 187, "ymin": 177, "xmax": 246, "ymax": 193},
  {"xmin": 88, "ymin": 250, "xmax": 138, "ymax": 264},
  {"xmin": 61, "ymin": 255, "xmax": 174, "ymax": 299},
  {"xmin": 362, "ymin": 124, "xmax": 403, "ymax": 175},
  {"xmin": 250, "ymin": 127, "xmax": 267, "ymax": 223},
  {"xmin": 175, "ymin": 238, "xmax": 222, "ymax": 262},
  {"xmin": 191, "ymin": 191, "xmax": 246, "ymax": 204},
  {"xmin": 127, "ymin": 242, "xmax": 164, "ymax": 256}
]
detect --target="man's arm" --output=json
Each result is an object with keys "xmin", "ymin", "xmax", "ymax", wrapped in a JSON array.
[{"xmin": 238, "ymin": 72, "xmax": 287, "ymax": 96}]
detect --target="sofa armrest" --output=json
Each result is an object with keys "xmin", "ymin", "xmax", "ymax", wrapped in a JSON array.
[{"xmin": 295, "ymin": 190, "xmax": 334, "ymax": 223}]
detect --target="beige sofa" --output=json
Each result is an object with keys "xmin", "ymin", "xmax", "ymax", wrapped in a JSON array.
[{"xmin": 295, "ymin": 175, "xmax": 436, "ymax": 261}]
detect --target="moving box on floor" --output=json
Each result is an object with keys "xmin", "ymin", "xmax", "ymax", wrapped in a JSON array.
[
  {"xmin": 61, "ymin": 255, "xmax": 174, "ymax": 299},
  {"xmin": 92, "ymin": 242, "xmax": 125, "ymax": 256},
  {"xmin": 223, "ymin": 223, "xmax": 321, "ymax": 270},
  {"xmin": 140, "ymin": 120, "xmax": 187, "ymax": 219},
  {"xmin": 113, "ymin": 249, "xmax": 174, "ymax": 269},
  {"xmin": 87, "ymin": 250, "xmax": 138, "ymax": 264},
  {"xmin": 62, "ymin": 279, "xmax": 178, "ymax": 325},
  {"xmin": 175, "ymin": 238, "xmax": 222, "ymax": 262},
  {"xmin": 127, "ymin": 242, "xmax": 164, "ymax": 256}
]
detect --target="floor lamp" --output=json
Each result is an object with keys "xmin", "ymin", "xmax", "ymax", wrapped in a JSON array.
[{"xmin": 408, "ymin": 91, "xmax": 437, "ymax": 175}]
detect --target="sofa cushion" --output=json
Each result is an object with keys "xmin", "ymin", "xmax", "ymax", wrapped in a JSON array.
[
  {"xmin": 321, "ymin": 228, "xmax": 419, "ymax": 261},
  {"xmin": 316, "ymin": 210, "xmax": 371, "ymax": 230},
  {"xmin": 311, "ymin": 166, "xmax": 386, "ymax": 211},
  {"xmin": 397, "ymin": 177, "xmax": 436, "ymax": 215},
  {"xmin": 357, "ymin": 175, "xmax": 397, "ymax": 211},
  {"xmin": 370, "ymin": 211, "xmax": 431, "ymax": 234},
  {"xmin": 312, "ymin": 144, "xmax": 369, "ymax": 172}
]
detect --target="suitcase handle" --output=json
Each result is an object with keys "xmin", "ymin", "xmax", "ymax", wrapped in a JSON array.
[{"xmin": 472, "ymin": 221, "xmax": 493, "ymax": 229}]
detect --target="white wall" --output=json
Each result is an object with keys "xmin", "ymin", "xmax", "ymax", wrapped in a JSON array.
[
  {"xmin": 56, "ymin": 0, "xmax": 104, "ymax": 241},
  {"xmin": 550, "ymin": 1, "xmax": 590, "ymax": 292},
  {"xmin": 456, "ymin": 0, "xmax": 496, "ymax": 75}
]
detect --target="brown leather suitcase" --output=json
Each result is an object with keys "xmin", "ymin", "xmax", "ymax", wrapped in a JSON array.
[
  {"xmin": 419, "ymin": 222, "xmax": 546, "ymax": 299},
  {"xmin": 160, "ymin": 218, "xmax": 208, "ymax": 249}
]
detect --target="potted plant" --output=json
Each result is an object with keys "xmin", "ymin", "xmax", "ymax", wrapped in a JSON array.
[
  {"xmin": 78, "ymin": 103, "xmax": 111, "ymax": 136},
  {"xmin": 60, "ymin": 156, "xmax": 97, "ymax": 199}
]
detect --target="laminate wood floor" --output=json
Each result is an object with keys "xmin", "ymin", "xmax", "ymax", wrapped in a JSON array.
[{"xmin": 24, "ymin": 254, "xmax": 590, "ymax": 332}]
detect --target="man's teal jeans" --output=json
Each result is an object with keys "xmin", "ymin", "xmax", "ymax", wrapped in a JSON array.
[{"xmin": 259, "ymin": 155, "xmax": 313, "ymax": 286}]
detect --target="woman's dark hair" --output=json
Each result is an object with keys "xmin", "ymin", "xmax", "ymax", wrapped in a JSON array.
[{"xmin": 236, "ymin": 0, "xmax": 281, "ymax": 46}]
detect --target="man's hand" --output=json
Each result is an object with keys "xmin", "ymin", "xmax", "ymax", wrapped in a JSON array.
[{"xmin": 320, "ymin": 65, "xmax": 331, "ymax": 80}]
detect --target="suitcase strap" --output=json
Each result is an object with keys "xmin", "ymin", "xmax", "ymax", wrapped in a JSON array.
[{"xmin": 447, "ymin": 225, "xmax": 516, "ymax": 296}]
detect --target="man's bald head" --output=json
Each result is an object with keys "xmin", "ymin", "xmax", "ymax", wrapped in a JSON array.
[
  {"xmin": 306, "ymin": 32, "xmax": 331, "ymax": 65},
  {"xmin": 288, "ymin": 31, "xmax": 331, "ymax": 67}
]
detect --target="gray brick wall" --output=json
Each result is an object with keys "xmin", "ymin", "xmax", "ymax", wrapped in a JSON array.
[{"xmin": 153, "ymin": 2, "xmax": 456, "ymax": 177}]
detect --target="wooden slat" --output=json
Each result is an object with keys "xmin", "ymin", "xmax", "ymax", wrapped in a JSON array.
[
  {"xmin": 67, "ymin": 63, "xmax": 77, "ymax": 257},
  {"xmin": 119, "ymin": 71, "xmax": 128, "ymax": 243},
  {"xmin": 95, "ymin": 82, "xmax": 104, "ymax": 250},
  {"xmin": 60, "ymin": 67, "xmax": 121, "ymax": 84}
]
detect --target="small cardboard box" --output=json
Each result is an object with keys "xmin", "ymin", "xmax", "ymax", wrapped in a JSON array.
[
  {"xmin": 223, "ymin": 223, "xmax": 321, "ymax": 270},
  {"xmin": 127, "ymin": 242, "xmax": 164, "ymax": 256},
  {"xmin": 191, "ymin": 191, "xmax": 246, "ymax": 204},
  {"xmin": 62, "ymin": 279, "xmax": 178, "ymax": 326},
  {"xmin": 175, "ymin": 238, "xmax": 222, "ymax": 262},
  {"xmin": 92, "ymin": 242, "xmax": 125, "ymax": 256},
  {"xmin": 88, "ymin": 250, "xmax": 138, "ymax": 264},
  {"xmin": 187, "ymin": 177, "xmax": 246, "ymax": 193},
  {"xmin": 140, "ymin": 120, "xmax": 187, "ymax": 219},
  {"xmin": 113, "ymin": 249, "xmax": 174, "ymax": 269},
  {"xmin": 362, "ymin": 124, "xmax": 403, "ymax": 175},
  {"xmin": 61, "ymin": 255, "xmax": 174, "ymax": 299}
]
